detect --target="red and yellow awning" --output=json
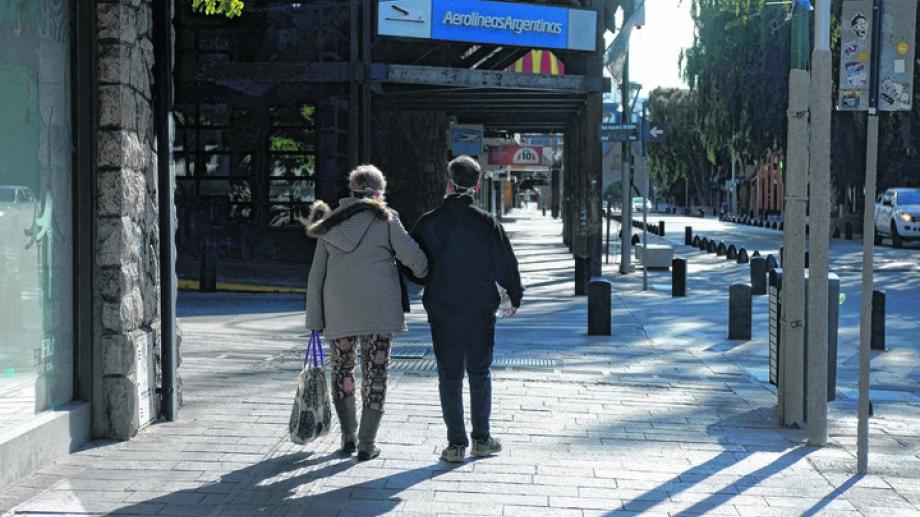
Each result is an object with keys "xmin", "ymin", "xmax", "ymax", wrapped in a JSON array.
[{"xmin": 507, "ymin": 50, "xmax": 565, "ymax": 76}]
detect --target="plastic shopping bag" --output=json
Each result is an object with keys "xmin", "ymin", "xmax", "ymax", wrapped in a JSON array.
[{"xmin": 288, "ymin": 331, "xmax": 332, "ymax": 445}]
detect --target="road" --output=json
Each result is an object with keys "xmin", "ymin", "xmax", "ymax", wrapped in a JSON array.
[{"xmin": 607, "ymin": 212, "xmax": 920, "ymax": 397}]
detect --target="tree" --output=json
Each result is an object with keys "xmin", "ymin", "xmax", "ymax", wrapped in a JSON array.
[
  {"xmin": 647, "ymin": 88, "xmax": 710, "ymax": 206},
  {"xmin": 682, "ymin": 0, "xmax": 790, "ymax": 168},
  {"xmin": 192, "ymin": 0, "xmax": 244, "ymax": 18}
]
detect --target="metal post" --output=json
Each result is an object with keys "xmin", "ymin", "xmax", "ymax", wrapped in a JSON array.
[
  {"xmin": 779, "ymin": 3, "xmax": 811, "ymax": 428},
  {"xmin": 154, "ymin": 0, "xmax": 178, "ymax": 421},
  {"xmin": 641, "ymin": 105, "xmax": 649, "ymax": 290},
  {"xmin": 619, "ymin": 51, "xmax": 632, "ymax": 274},
  {"xmin": 806, "ymin": 0, "xmax": 831, "ymax": 447},
  {"xmin": 858, "ymin": 0, "xmax": 883, "ymax": 476}
]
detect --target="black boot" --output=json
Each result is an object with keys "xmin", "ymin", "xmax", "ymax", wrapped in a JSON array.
[
  {"xmin": 333, "ymin": 397, "xmax": 357, "ymax": 455},
  {"xmin": 356, "ymin": 408, "xmax": 383, "ymax": 461}
]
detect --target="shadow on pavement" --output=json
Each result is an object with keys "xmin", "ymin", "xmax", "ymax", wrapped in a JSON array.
[{"xmin": 108, "ymin": 451, "xmax": 464, "ymax": 516}]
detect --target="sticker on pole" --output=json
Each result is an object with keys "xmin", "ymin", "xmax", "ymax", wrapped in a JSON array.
[{"xmin": 837, "ymin": 0, "xmax": 917, "ymax": 112}]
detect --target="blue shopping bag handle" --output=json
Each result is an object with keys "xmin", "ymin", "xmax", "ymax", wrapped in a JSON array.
[{"xmin": 304, "ymin": 330, "xmax": 324, "ymax": 369}]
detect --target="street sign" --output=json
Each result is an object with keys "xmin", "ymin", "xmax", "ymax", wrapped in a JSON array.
[
  {"xmin": 646, "ymin": 122, "xmax": 666, "ymax": 142},
  {"xmin": 599, "ymin": 123, "xmax": 638, "ymax": 142}
]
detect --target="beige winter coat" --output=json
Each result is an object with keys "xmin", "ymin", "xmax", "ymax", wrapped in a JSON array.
[{"xmin": 304, "ymin": 197, "xmax": 428, "ymax": 339}]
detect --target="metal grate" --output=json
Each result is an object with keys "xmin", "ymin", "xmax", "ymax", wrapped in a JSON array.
[
  {"xmin": 390, "ymin": 345, "xmax": 430, "ymax": 359},
  {"xmin": 391, "ymin": 356, "xmax": 558, "ymax": 373}
]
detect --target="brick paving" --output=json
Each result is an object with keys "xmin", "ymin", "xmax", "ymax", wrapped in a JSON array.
[{"xmin": 3, "ymin": 208, "xmax": 920, "ymax": 516}]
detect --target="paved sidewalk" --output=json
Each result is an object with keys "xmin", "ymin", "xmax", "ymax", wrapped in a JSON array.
[{"xmin": 4, "ymin": 208, "xmax": 920, "ymax": 516}]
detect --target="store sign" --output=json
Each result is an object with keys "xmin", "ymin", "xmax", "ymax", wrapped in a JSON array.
[
  {"xmin": 377, "ymin": 0, "xmax": 597, "ymax": 52},
  {"xmin": 488, "ymin": 145, "xmax": 546, "ymax": 166}
]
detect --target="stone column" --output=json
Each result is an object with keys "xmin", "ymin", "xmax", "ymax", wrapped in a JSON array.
[{"xmin": 93, "ymin": 0, "xmax": 161, "ymax": 440}]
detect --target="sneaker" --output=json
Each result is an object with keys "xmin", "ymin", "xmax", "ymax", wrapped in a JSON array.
[
  {"xmin": 470, "ymin": 437, "xmax": 502, "ymax": 457},
  {"xmin": 440, "ymin": 444, "xmax": 466, "ymax": 463}
]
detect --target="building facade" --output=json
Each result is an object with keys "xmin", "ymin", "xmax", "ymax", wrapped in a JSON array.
[
  {"xmin": 1, "ymin": 0, "xmax": 171, "ymax": 491},
  {"xmin": 2, "ymin": 0, "xmax": 607, "ymax": 491}
]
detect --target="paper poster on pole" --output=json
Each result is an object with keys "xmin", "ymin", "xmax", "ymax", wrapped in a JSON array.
[
  {"xmin": 877, "ymin": 0, "xmax": 917, "ymax": 111},
  {"xmin": 837, "ymin": 1, "xmax": 874, "ymax": 111},
  {"xmin": 838, "ymin": 0, "xmax": 917, "ymax": 112}
]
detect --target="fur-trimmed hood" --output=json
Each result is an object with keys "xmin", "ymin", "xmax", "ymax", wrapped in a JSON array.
[{"xmin": 303, "ymin": 197, "xmax": 392, "ymax": 253}]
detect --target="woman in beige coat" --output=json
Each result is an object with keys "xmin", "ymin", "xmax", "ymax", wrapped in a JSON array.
[{"xmin": 304, "ymin": 165, "xmax": 428, "ymax": 460}]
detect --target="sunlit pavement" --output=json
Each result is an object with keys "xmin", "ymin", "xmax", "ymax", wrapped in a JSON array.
[{"xmin": 4, "ymin": 208, "xmax": 920, "ymax": 516}]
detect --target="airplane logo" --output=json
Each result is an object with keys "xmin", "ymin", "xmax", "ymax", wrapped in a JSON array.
[
  {"xmin": 386, "ymin": 3, "xmax": 425, "ymax": 23},
  {"xmin": 455, "ymin": 130, "xmax": 481, "ymax": 142}
]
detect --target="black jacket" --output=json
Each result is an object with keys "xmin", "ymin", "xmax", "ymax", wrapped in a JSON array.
[{"xmin": 408, "ymin": 195, "xmax": 523, "ymax": 318}]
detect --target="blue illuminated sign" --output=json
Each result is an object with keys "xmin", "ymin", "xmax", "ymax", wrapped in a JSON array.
[{"xmin": 377, "ymin": 0, "xmax": 597, "ymax": 52}]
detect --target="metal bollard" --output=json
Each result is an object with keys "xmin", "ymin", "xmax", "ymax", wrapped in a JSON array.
[
  {"xmin": 750, "ymin": 257, "xmax": 767, "ymax": 295},
  {"xmin": 200, "ymin": 239, "xmax": 218, "ymax": 292},
  {"xmin": 588, "ymin": 278, "xmax": 612, "ymax": 336},
  {"xmin": 766, "ymin": 254, "xmax": 779, "ymax": 271},
  {"xmin": 631, "ymin": 234, "xmax": 641, "ymax": 246},
  {"xmin": 752, "ymin": 250, "xmax": 761, "ymax": 258},
  {"xmin": 727, "ymin": 245, "xmax": 738, "ymax": 260},
  {"xmin": 685, "ymin": 226, "xmax": 693, "ymax": 245},
  {"xmin": 672, "ymin": 258, "xmax": 687, "ymax": 297},
  {"xmin": 692, "ymin": 235, "xmax": 701, "ymax": 247},
  {"xmin": 658, "ymin": 221, "xmax": 665, "ymax": 236},
  {"xmin": 737, "ymin": 248, "xmax": 749, "ymax": 264},
  {"xmin": 574, "ymin": 257, "xmax": 590, "ymax": 296},
  {"xmin": 717, "ymin": 241, "xmax": 727, "ymax": 256},
  {"xmin": 729, "ymin": 283, "xmax": 753, "ymax": 340},
  {"xmin": 871, "ymin": 290, "xmax": 886, "ymax": 350}
]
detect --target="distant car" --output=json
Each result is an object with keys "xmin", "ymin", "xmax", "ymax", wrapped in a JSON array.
[
  {"xmin": 0, "ymin": 186, "xmax": 37, "ymax": 224},
  {"xmin": 874, "ymin": 188, "xmax": 920, "ymax": 248},
  {"xmin": 631, "ymin": 197, "xmax": 651, "ymax": 213}
]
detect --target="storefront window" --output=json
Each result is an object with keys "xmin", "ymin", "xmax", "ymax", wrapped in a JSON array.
[{"xmin": 0, "ymin": 0, "xmax": 75, "ymax": 433}]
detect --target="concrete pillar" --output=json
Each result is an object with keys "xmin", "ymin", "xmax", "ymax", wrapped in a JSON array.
[
  {"xmin": 750, "ymin": 257, "xmax": 767, "ymax": 295},
  {"xmin": 729, "ymin": 283, "xmax": 752, "ymax": 340},
  {"xmin": 587, "ymin": 278, "xmax": 612, "ymax": 336},
  {"xmin": 93, "ymin": 0, "xmax": 162, "ymax": 440},
  {"xmin": 672, "ymin": 258, "xmax": 687, "ymax": 297}
]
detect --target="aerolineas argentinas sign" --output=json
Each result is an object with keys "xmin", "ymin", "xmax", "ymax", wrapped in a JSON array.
[{"xmin": 377, "ymin": 0, "xmax": 597, "ymax": 52}]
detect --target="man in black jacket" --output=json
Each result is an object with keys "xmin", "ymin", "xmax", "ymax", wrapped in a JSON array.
[{"xmin": 409, "ymin": 155, "xmax": 524, "ymax": 463}]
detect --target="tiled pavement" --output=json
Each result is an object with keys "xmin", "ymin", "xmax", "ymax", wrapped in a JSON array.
[{"xmin": 3, "ymin": 209, "xmax": 920, "ymax": 516}]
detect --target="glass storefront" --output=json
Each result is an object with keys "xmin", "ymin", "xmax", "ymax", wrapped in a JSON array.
[{"xmin": 0, "ymin": 0, "xmax": 75, "ymax": 433}]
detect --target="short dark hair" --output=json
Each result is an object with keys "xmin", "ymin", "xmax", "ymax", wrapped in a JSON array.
[{"xmin": 448, "ymin": 155, "xmax": 481, "ymax": 189}]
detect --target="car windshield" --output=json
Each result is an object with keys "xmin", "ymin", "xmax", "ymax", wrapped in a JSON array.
[
  {"xmin": 0, "ymin": 189, "xmax": 16, "ymax": 202},
  {"xmin": 898, "ymin": 191, "xmax": 920, "ymax": 205}
]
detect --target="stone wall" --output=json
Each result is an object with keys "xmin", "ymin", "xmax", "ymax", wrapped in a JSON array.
[
  {"xmin": 371, "ymin": 108, "xmax": 449, "ymax": 227},
  {"xmin": 93, "ymin": 0, "xmax": 161, "ymax": 440}
]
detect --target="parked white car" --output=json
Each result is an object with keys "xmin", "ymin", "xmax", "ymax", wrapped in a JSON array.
[
  {"xmin": 875, "ymin": 188, "xmax": 920, "ymax": 248},
  {"xmin": 631, "ymin": 196, "xmax": 652, "ymax": 213}
]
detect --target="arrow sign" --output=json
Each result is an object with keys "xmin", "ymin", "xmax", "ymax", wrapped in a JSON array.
[{"xmin": 644, "ymin": 121, "xmax": 667, "ymax": 143}]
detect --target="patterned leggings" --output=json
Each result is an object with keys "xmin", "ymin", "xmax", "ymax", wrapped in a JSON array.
[{"xmin": 330, "ymin": 334, "xmax": 393, "ymax": 411}]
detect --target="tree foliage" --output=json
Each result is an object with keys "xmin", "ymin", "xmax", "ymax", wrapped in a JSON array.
[
  {"xmin": 682, "ymin": 0, "xmax": 790, "ymax": 165},
  {"xmin": 647, "ymin": 88, "xmax": 710, "ymax": 205},
  {"xmin": 191, "ymin": 0, "xmax": 244, "ymax": 18}
]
